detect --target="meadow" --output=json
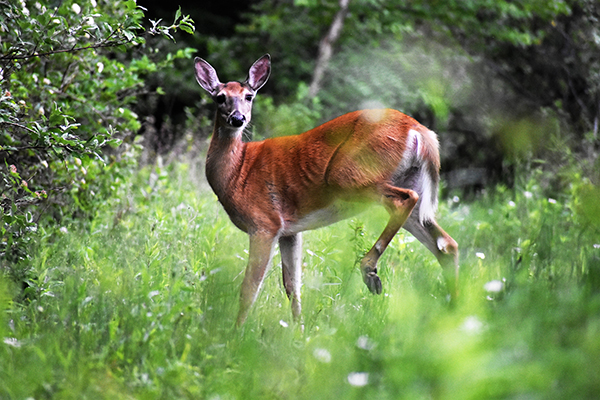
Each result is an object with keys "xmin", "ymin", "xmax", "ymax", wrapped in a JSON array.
[{"xmin": 1, "ymin": 162, "xmax": 599, "ymax": 399}]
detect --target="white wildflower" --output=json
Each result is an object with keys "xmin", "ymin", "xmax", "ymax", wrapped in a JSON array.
[
  {"xmin": 462, "ymin": 316, "xmax": 484, "ymax": 334},
  {"xmin": 72, "ymin": 3, "xmax": 81, "ymax": 14},
  {"xmin": 475, "ymin": 252, "xmax": 485, "ymax": 260},
  {"xmin": 356, "ymin": 335, "xmax": 375, "ymax": 351},
  {"xmin": 484, "ymin": 280, "xmax": 504, "ymax": 293},
  {"xmin": 313, "ymin": 348, "xmax": 331, "ymax": 363},
  {"xmin": 3, "ymin": 338, "xmax": 21, "ymax": 348},
  {"xmin": 347, "ymin": 372, "xmax": 369, "ymax": 387}
]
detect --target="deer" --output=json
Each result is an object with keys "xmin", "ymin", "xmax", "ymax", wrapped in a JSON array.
[{"xmin": 194, "ymin": 54, "xmax": 459, "ymax": 327}]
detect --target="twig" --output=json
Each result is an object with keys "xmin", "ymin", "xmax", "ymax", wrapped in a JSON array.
[
  {"xmin": 0, "ymin": 38, "xmax": 134, "ymax": 61},
  {"xmin": 0, "ymin": 121, "xmax": 38, "ymax": 135}
]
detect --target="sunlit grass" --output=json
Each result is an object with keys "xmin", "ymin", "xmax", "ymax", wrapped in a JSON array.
[{"xmin": 1, "ymin": 163, "xmax": 599, "ymax": 399}]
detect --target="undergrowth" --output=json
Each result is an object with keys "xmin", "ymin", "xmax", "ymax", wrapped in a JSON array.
[{"xmin": 1, "ymin": 162, "xmax": 599, "ymax": 399}]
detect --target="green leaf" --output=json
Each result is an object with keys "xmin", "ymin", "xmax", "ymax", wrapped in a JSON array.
[{"xmin": 180, "ymin": 23, "xmax": 194, "ymax": 35}]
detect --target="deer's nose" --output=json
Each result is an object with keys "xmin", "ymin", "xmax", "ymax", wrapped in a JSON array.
[{"xmin": 228, "ymin": 111, "xmax": 246, "ymax": 127}]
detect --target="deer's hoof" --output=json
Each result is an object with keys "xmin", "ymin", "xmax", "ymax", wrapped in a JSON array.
[{"xmin": 363, "ymin": 271, "xmax": 382, "ymax": 295}]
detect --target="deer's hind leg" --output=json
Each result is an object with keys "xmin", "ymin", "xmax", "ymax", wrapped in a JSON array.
[
  {"xmin": 361, "ymin": 184, "xmax": 419, "ymax": 294},
  {"xmin": 280, "ymin": 233, "xmax": 303, "ymax": 322},
  {"xmin": 403, "ymin": 215, "xmax": 459, "ymax": 300}
]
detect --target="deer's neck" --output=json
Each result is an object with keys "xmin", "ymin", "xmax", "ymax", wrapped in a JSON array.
[{"xmin": 205, "ymin": 123, "xmax": 246, "ymax": 198}]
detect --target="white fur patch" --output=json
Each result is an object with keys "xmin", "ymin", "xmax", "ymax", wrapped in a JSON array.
[
  {"xmin": 398, "ymin": 129, "xmax": 420, "ymax": 172},
  {"xmin": 418, "ymin": 168, "xmax": 437, "ymax": 224},
  {"xmin": 408, "ymin": 129, "xmax": 421, "ymax": 158},
  {"xmin": 406, "ymin": 129, "xmax": 437, "ymax": 224},
  {"xmin": 437, "ymin": 237, "xmax": 449, "ymax": 253}
]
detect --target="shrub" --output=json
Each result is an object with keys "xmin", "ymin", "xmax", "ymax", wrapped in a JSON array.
[{"xmin": 0, "ymin": 0, "xmax": 194, "ymax": 284}]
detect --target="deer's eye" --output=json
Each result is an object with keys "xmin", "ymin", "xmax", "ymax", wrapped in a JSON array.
[
  {"xmin": 245, "ymin": 94, "xmax": 254, "ymax": 102},
  {"xmin": 215, "ymin": 94, "xmax": 226, "ymax": 104}
]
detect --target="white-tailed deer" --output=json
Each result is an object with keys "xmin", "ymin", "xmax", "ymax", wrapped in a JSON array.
[{"xmin": 195, "ymin": 54, "xmax": 459, "ymax": 327}]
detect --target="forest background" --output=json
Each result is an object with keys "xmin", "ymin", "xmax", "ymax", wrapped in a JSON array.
[{"xmin": 1, "ymin": 0, "xmax": 600, "ymax": 398}]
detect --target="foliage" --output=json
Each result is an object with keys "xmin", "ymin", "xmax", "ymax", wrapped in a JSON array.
[
  {"xmin": 251, "ymin": 82, "xmax": 324, "ymax": 139},
  {"xmin": 195, "ymin": 0, "xmax": 598, "ymax": 191},
  {"xmin": 0, "ymin": 0, "xmax": 194, "ymax": 277},
  {"xmin": 208, "ymin": 0, "xmax": 572, "ymax": 98},
  {"xmin": 1, "ymin": 163, "xmax": 599, "ymax": 399},
  {"xmin": 434, "ymin": 0, "xmax": 600, "ymax": 136}
]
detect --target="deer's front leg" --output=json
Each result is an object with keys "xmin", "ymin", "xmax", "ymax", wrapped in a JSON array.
[{"xmin": 237, "ymin": 233, "xmax": 278, "ymax": 327}]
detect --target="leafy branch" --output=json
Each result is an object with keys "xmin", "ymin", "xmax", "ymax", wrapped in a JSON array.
[
  {"xmin": 148, "ymin": 7, "xmax": 195, "ymax": 40},
  {"xmin": 0, "ymin": 38, "xmax": 137, "ymax": 62}
]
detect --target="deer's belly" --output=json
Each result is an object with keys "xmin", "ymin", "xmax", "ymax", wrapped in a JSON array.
[{"xmin": 281, "ymin": 200, "xmax": 368, "ymax": 235}]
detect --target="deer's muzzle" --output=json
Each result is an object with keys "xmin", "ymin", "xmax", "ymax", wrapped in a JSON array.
[{"xmin": 228, "ymin": 111, "xmax": 246, "ymax": 128}]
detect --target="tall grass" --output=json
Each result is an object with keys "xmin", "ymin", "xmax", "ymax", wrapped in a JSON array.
[{"xmin": 1, "ymin": 163, "xmax": 599, "ymax": 399}]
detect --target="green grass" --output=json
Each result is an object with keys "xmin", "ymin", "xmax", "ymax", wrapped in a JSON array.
[{"xmin": 1, "ymin": 163, "xmax": 600, "ymax": 399}]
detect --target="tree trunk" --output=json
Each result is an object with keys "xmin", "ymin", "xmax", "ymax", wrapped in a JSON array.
[{"xmin": 308, "ymin": 0, "xmax": 350, "ymax": 98}]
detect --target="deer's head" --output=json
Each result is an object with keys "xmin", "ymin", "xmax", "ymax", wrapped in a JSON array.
[{"xmin": 194, "ymin": 54, "xmax": 271, "ymax": 134}]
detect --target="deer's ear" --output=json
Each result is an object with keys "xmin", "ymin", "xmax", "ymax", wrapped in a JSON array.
[
  {"xmin": 195, "ymin": 57, "xmax": 221, "ymax": 95},
  {"xmin": 246, "ymin": 54, "xmax": 271, "ymax": 92}
]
